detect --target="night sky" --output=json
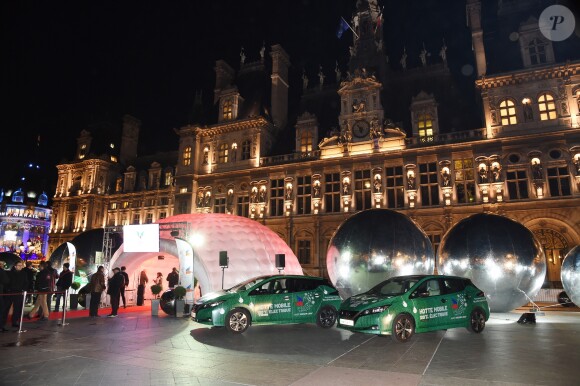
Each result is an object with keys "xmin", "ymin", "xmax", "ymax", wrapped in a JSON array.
[{"xmin": 1, "ymin": 1, "xmax": 482, "ymax": 192}]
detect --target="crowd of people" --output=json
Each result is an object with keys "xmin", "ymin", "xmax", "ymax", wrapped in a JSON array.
[
  {"xmin": 1, "ymin": 259, "xmax": 74, "ymax": 331},
  {"xmin": 2, "ymin": 261, "xmax": 184, "ymax": 326}
]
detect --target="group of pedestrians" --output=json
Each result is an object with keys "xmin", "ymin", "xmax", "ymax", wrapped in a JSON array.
[
  {"xmin": 0, "ymin": 260, "xmax": 28, "ymax": 331},
  {"xmin": 87, "ymin": 265, "xmax": 129, "ymax": 318},
  {"xmin": 1, "ymin": 259, "xmax": 74, "ymax": 331}
]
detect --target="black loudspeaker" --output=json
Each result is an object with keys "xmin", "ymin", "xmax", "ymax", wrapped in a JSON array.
[
  {"xmin": 275, "ymin": 254, "xmax": 285, "ymax": 268},
  {"xmin": 219, "ymin": 251, "xmax": 228, "ymax": 267}
]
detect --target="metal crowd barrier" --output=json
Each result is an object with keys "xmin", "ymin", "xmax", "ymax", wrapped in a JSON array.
[{"xmin": 0, "ymin": 289, "xmax": 69, "ymax": 334}]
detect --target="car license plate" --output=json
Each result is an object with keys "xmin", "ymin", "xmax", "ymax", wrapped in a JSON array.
[{"xmin": 340, "ymin": 318, "xmax": 354, "ymax": 326}]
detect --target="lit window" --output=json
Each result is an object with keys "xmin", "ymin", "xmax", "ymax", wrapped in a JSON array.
[
  {"xmin": 218, "ymin": 143, "xmax": 229, "ymax": 163},
  {"xmin": 528, "ymin": 39, "xmax": 547, "ymax": 65},
  {"xmin": 164, "ymin": 171, "xmax": 172, "ymax": 186},
  {"xmin": 183, "ymin": 146, "xmax": 192, "ymax": 166},
  {"xmin": 300, "ymin": 131, "xmax": 313, "ymax": 152},
  {"xmin": 499, "ymin": 99, "xmax": 517, "ymax": 125},
  {"xmin": 223, "ymin": 99, "xmax": 233, "ymax": 120},
  {"xmin": 538, "ymin": 93, "xmax": 557, "ymax": 121},
  {"xmin": 417, "ymin": 113, "xmax": 433, "ymax": 142}
]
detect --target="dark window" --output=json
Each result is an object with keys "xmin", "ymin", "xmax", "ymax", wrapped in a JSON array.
[
  {"xmin": 297, "ymin": 239, "xmax": 311, "ymax": 265},
  {"xmin": 547, "ymin": 167, "xmax": 571, "ymax": 197},
  {"xmin": 549, "ymin": 150, "xmax": 561, "ymax": 159},
  {"xmin": 508, "ymin": 154, "xmax": 520, "ymax": 163},
  {"xmin": 506, "ymin": 170, "xmax": 529, "ymax": 200},
  {"xmin": 324, "ymin": 173, "xmax": 341, "ymax": 213},
  {"xmin": 237, "ymin": 196, "xmax": 250, "ymax": 217},
  {"xmin": 385, "ymin": 166, "xmax": 404, "ymax": 208},
  {"xmin": 241, "ymin": 140, "xmax": 251, "ymax": 160},
  {"xmin": 269, "ymin": 179, "xmax": 285, "ymax": 216},
  {"xmin": 419, "ymin": 162, "xmax": 439, "ymax": 206},
  {"xmin": 213, "ymin": 197, "xmax": 226, "ymax": 213},
  {"xmin": 354, "ymin": 169, "xmax": 372, "ymax": 211},
  {"xmin": 297, "ymin": 176, "xmax": 311, "ymax": 215}
]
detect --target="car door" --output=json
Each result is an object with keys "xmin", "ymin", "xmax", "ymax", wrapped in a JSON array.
[
  {"xmin": 409, "ymin": 278, "xmax": 447, "ymax": 330},
  {"xmin": 441, "ymin": 277, "xmax": 469, "ymax": 326},
  {"xmin": 292, "ymin": 278, "xmax": 324, "ymax": 323},
  {"xmin": 248, "ymin": 278, "xmax": 293, "ymax": 324}
]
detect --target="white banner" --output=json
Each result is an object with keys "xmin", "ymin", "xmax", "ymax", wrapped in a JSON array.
[
  {"xmin": 66, "ymin": 242, "xmax": 77, "ymax": 274},
  {"xmin": 123, "ymin": 224, "xmax": 160, "ymax": 252},
  {"xmin": 175, "ymin": 237, "xmax": 194, "ymax": 303}
]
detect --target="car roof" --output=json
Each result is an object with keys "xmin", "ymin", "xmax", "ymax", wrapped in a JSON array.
[
  {"xmin": 389, "ymin": 274, "xmax": 471, "ymax": 281},
  {"xmin": 260, "ymin": 274, "xmax": 325, "ymax": 280}
]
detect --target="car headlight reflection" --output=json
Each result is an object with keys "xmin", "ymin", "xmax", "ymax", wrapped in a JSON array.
[{"xmin": 361, "ymin": 305, "xmax": 389, "ymax": 315}]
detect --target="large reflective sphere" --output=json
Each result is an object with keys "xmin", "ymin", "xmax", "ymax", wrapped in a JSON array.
[
  {"xmin": 326, "ymin": 209, "xmax": 434, "ymax": 298},
  {"xmin": 561, "ymin": 245, "xmax": 580, "ymax": 306},
  {"xmin": 438, "ymin": 213, "xmax": 546, "ymax": 312}
]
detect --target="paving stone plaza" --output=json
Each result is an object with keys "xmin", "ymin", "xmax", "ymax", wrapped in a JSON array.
[{"xmin": 0, "ymin": 308, "xmax": 578, "ymax": 386}]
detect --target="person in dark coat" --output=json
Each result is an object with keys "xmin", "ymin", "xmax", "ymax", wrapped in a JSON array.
[
  {"xmin": 23, "ymin": 261, "xmax": 36, "ymax": 304},
  {"xmin": 45, "ymin": 260, "xmax": 59, "ymax": 312},
  {"xmin": 137, "ymin": 270, "xmax": 148, "ymax": 306},
  {"xmin": 27, "ymin": 261, "xmax": 52, "ymax": 321},
  {"xmin": 3, "ymin": 260, "xmax": 28, "ymax": 329},
  {"xmin": 166, "ymin": 267, "xmax": 179, "ymax": 288},
  {"xmin": 120, "ymin": 266, "xmax": 129, "ymax": 308},
  {"xmin": 106, "ymin": 267, "xmax": 124, "ymax": 317},
  {"xmin": 0, "ymin": 261, "xmax": 10, "ymax": 332},
  {"xmin": 54, "ymin": 263, "xmax": 73, "ymax": 312},
  {"xmin": 88, "ymin": 266, "xmax": 106, "ymax": 318}
]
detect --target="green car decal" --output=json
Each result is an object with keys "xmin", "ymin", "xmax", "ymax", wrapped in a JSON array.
[
  {"xmin": 192, "ymin": 275, "xmax": 342, "ymax": 333},
  {"xmin": 338, "ymin": 275, "xmax": 490, "ymax": 343}
]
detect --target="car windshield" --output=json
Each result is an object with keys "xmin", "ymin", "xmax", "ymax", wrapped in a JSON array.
[
  {"xmin": 227, "ymin": 275, "xmax": 272, "ymax": 293},
  {"xmin": 367, "ymin": 276, "xmax": 422, "ymax": 297}
]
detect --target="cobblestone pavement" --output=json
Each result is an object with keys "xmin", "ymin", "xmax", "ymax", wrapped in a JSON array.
[{"xmin": 0, "ymin": 309, "xmax": 578, "ymax": 386}]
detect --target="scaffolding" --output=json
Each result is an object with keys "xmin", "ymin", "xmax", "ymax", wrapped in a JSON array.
[{"xmin": 101, "ymin": 222, "xmax": 191, "ymax": 271}]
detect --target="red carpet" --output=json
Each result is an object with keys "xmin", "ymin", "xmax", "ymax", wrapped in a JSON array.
[{"xmin": 15, "ymin": 304, "xmax": 153, "ymax": 322}]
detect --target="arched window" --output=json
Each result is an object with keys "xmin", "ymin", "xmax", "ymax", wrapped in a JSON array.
[
  {"xmin": 300, "ymin": 131, "xmax": 313, "ymax": 152},
  {"xmin": 417, "ymin": 113, "xmax": 433, "ymax": 142},
  {"xmin": 182, "ymin": 146, "xmax": 192, "ymax": 166},
  {"xmin": 241, "ymin": 140, "xmax": 251, "ymax": 160},
  {"xmin": 223, "ymin": 100, "xmax": 233, "ymax": 120},
  {"xmin": 218, "ymin": 143, "xmax": 229, "ymax": 163},
  {"xmin": 499, "ymin": 99, "xmax": 517, "ymax": 125},
  {"xmin": 538, "ymin": 93, "xmax": 557, "ymax": 121},
  {"xmin": 528, "ymin": 39, "xmax": 547, "ymax": 65}
]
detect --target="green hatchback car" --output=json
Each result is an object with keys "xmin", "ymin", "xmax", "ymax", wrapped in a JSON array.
[
  {"xmin": 191, "ymin": 275, "xmax": 342, "ymax": 333},
  {"xmin": 338, "ymin": 275, "xmax": 490, "ymax": 343}
]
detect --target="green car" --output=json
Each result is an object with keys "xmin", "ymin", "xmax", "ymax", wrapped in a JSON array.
[
  {"xmin": 338, "ymin": 275, "xmax": 490, "ymax": 343},
  {"xmin": 191, "ymin": 274, "xmax": 342, "ymax": 334}
]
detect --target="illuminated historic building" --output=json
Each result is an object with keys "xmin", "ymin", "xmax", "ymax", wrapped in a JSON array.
[{"xmin": 49, "ymin": 0, "xmax": 580, "ymax": 288}]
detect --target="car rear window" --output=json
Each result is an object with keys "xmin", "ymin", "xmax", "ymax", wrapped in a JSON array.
[{"xmin": 443, "ymin": 278, "xmax": 466, "ymax": 294}]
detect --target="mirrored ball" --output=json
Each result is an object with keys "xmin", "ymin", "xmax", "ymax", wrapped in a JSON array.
[
  {"xmin": 438, "ymin": 213, "xmax": 546, "ymax": 312},
  {"xmin": 561, "ymin": 245, "xmax": 580, "ymax": 306},
  {"xmin": 326, "ymin": 209, "xmax": 434, "ymax": 298}
]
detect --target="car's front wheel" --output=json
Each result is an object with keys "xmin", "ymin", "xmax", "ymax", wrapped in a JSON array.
[
  {"xmin": 391, "ymin": 313, "xmax": 415, "ymax": 343},
  {"xmin": 225, "ymin": 308, "xmax": 250, "ymax": 334},
  {"xmin": 316, "ymin": 306, "xmax": 337, "ymax": 328},
  {"xmin": 467, "ymin": 308, "xmax": 486, "ymax": 333}
]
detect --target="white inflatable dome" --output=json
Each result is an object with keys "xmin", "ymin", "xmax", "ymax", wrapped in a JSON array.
[{"xmin": 110, "ymin": 213, "xmax": 302, "ymax": 294}]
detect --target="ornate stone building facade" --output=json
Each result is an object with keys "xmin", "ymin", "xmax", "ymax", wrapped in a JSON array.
[{"xmin": 49, "ymin": 0, "xmax": 580, "ymax": 287}]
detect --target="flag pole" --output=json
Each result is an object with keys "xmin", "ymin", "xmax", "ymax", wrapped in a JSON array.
[{"xmin": 342, "ymin": 16, "xmax": 359, "ymax": 39}]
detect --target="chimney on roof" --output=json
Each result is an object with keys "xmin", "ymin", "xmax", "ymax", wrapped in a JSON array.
[
  {"xmin": 270, "ymin": 44, "xmax": 290, "ymax": 129},
  {"xmin": 120, "ymin": 115, "xmax": 140, "ymax": 164}
]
